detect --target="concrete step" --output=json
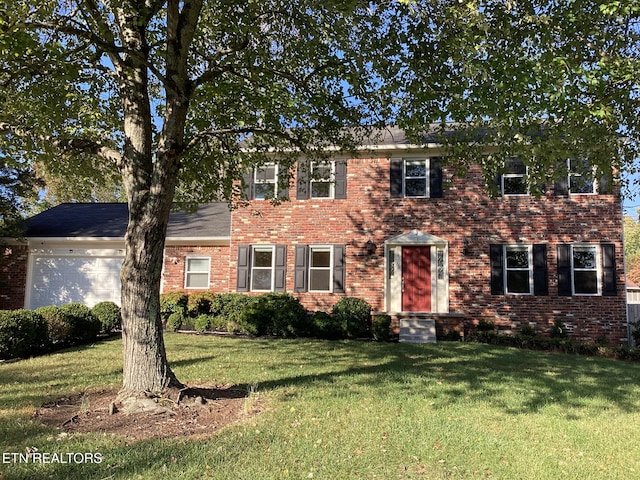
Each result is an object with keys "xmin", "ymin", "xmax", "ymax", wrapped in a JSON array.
[{"xmin": 399, "ymin": 318, "xmax": 437, "ymax": 343}]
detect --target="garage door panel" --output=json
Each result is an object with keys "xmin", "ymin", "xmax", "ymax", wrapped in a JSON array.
[{"xmin": 29, "ymin": 254, "xmax": 124, "ymax": 309}]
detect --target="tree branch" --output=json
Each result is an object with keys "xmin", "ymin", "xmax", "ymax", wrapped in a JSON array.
[{"xmin": 185, "ymin": 127, "xmax": 306, "ymax": 153}]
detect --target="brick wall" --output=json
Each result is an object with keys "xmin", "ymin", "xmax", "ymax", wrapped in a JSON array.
[
  {"xmin": 0, "ymin": 244, "xmax": 28, "ymax": 309},
  {"xmin": 161, "ymin": 245, "xmax": 230, "ymax": 293},
  {"xmin": 230, "ymin": 156, "xmax": 628, "ymax": 344}
]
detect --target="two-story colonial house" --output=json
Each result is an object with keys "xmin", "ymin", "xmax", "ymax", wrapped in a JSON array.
[{"xmin": 0, "ymin": 129, "xmax": 628, "ymax": 343}]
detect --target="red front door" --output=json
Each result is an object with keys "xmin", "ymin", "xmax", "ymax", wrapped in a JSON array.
[{"xmin": 402, "ymin": 246, "xmax": 432, "ymax": 311}]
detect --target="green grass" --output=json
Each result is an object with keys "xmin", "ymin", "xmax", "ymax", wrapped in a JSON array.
[{"xmin": 2, "ymin": 334, "xmax": 640, "ymax": 479}]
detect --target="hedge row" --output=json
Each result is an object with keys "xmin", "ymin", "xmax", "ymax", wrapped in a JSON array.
[
  {"xmin": 0, "ymin": 302, "xmax": 121, "ymax": 360},
  {"xmin": 160, "ymin": 291, "xmax": 392, "ymax": 341}
]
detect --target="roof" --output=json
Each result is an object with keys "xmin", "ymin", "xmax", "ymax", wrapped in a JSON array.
[{"xmin": 24, "ymin": 203, "xmax": 231, "ymax": 239}]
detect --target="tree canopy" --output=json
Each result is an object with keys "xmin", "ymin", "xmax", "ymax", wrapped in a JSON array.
[{"xmin": 1, "ymin": 0, "xmax": 639, "ymax": 401}]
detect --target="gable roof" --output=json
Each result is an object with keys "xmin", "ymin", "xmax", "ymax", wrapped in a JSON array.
[{"xmin": 24, "ymin": 203, "xmax": 231, "ymax": 241}]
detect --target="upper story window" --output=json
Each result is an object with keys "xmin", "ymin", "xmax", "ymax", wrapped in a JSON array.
[
  {"xmin": 297, "ymin": 159, "xmax": 347, "ymax": 200},
  {"xmin": 390, "ymin": 157, "xmax": 443, "ymax": 199},
  {"xmin": 501, "ymin": 158, "xmax": 528, "ymax": 196},
  {"xmin": 185, "ymin": 257, "xmax": 210, "ymax": 289},
  {"xmin": 310, "ymin": 161, "xmax": 335, "ymax": 199},
  {"xmin": 254, "ymin": 163, "xmax": 278, "ymax": 200},
  {"xmin": 568, "ymin": 159, "xmax": 596, "ymax": 194}
]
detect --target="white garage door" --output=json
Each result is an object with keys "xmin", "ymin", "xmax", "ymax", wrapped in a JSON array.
[{"xmin": 28, "ymin": 247, "xmax": 124, "ymax": 309}]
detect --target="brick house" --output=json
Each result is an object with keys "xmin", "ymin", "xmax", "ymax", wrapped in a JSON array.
[{"xmin": 0, "ymin": 129, "xmax": 629, "ymax": 343}]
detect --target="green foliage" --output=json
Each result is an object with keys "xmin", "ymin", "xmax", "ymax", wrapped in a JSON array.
[
  {"xmin": 311, "ymin": 311, "xmax": 344, "ymax": 340},
  {"xmin": 476, "ymin": 319, "xmax": 495, "ymax": 332},
  {"xmin": 91, "ymin": 301, "xmax": 121, "ymax": 334},
  {"xmin": 372, "ymin": 314, "xmax": 392, "ymax": 342},
  {"xmin": 240, "ymin": 293, "xmax": 310, "ymax": 338},
  {"xmin": 211, "ymin": 293, "xmax": 255, "ymax": 333},
  {"xmin": 331, "ymin": 297, "xmax": 372, "ymax": 339},
  {"xmin": 36, "ymin": 304, "xmax": 100, "ymax": 346},
  {"xmin": 0, "ymin": 310, "xmax": 48, "ymax": 359},
  {"xmin": 519, "ymin": 325, "xmax": 537, "ymax": 337},
  {"xmin": 440, "ymin": 329, "xmax": 462, "ymax": 342},
  {"xmin": 160, "ymin": 292, "xmax": 188, "ymax": 321},
  {"xmin": 632, "ymin": 323, "xmax": 640, "ymax": 346},
  {"xmin": 166, "ymin": 312, "xmax": 184, "ymax": 332},
  {"xmin": 187, "ymin": 291, "xmax": 215, "ymax": 317},
  {"xmin": 194, "ymin": 314, "xmax": 212, "ymax": 334},
  {"xmin": 549, "ymin": 319, "xmax": 569, "ymax": 339}
]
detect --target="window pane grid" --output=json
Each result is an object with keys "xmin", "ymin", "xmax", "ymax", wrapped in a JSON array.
[
  {"xmin": 572, "ymin": 246, "xmax": 598, "ymax": 294},
  {"xmin": 404, "ymin": 160, "xmax": 427, "ymax": 197},
  {"xmin": 251, "ymin": 247, "xmax": 274, "ymax": 291},
  {"xmin": 254, "ymin": 164, "xmax": 278, "ymax": 199},
  {"xmin": 310, "ymin": 161, "xmax": 334, "ymax": 199},
  {"xmin": 309, "ymin": 247, "xmax": 332, "ymax": 291},
  {"xmin": 504, "ymin": 246, "xmax": 532, "ymax": 294}
]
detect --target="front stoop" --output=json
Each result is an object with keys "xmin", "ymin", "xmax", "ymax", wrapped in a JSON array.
[{"xmin": 399, "ymin": 317, "xmax": 437, "ymax": 343}]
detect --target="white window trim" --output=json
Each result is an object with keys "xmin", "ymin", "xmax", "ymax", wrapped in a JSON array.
[
  {"xmin": 308, "ymin": 245, "xmax": 333, "ymax": 292},
  {"xmin": 503, "ymin": 245, "xmax": 533, "ymax": 295},
  {"xmin": 184, "ymin": 256, "xmax": 211, "ymax": 289},
  {"xmin": 403, "ymin": 158, "xmax": 430, "ymax": 198},
  {"xmin": 254, "ymin": 163, "xmax": 278, "ymax": 200},
  {"xmin": 568, "ymin": 159, "xmax": 597, "ymax": 195},
  {"xmin": 310, "ymin": 161, "xmax": 335, "ymax": 199},
  {"xmin": 501, "ymin": 160, "xmax": 529, "ymax": 196},
  {"xmin": 250, "ymin": 245, "xmax": 275, "ymax": 292},
  {"xmin": 571, "ymin": 244, "xmax": 601, "ymax": 296}
]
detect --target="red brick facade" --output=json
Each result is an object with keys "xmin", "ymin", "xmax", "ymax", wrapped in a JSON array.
[
  {"xmin": 226, "ymin": 155, "xmax": 628, "ymax": 344},
  {"xmin": 162, "ymin": 245, "xmax": 230, "ymax": 293},
  {"xmin": 0, "ymin": 245, "xmax": 29, "ymax": 310}
]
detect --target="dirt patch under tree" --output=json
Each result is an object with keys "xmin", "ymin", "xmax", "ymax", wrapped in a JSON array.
[{"xmin": 33, "ymin": 384, "xmax": 263, "ymax": 441}]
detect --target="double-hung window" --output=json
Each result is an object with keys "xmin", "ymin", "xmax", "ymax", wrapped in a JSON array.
[
  {"xmin": 557, "ymin": 244, "xmax": 616, "ymax": 296},
  {"xmin": 185, "ymin": 257, "xmax": 210, "ymax": 289},
  {"xmin": 501, "ymin": 158, "xmax": 528, "ymax": 196},
  {"xmin": 404, "ymin": 159, "xmax": 429, "ymax": 197},
  {"xmin": 251, "ymin": 246, "xmax": 275, "ymax": 291},
  {"xmin": 309, "ymin": 246, "xmax": 332, "ymax": 292},
  {"xmin": 294, "ymin": 244, "xmax": 345, "ymax": 293},
  {"xmin": 571, "ymin": 245, "xmax": 599, "ymax": 295},
  {"xmin": 568, "ymin": 159, "xmax": 596, "ymax": 194},
  {"xmin": 504, "ymin": 245, "xmax": 532, "ymax": 294},
  {"xmin": 310, "ymin": 161, "xmax": 334, "ymax": 199},
  {"xmin": 254, "ymin": 163, "xmax": 278, "ymax": 200}
]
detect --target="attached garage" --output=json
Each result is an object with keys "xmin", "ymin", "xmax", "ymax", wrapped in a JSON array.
[{"xmin": 27, "ymin": 245, "xmax": 125, "ymax": 309}]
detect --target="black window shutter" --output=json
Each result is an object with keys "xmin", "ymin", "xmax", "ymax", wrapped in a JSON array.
[
  {"xmin": 237, "ymin": 245, "xmax": 251, "ymax": 292},
  {"xmin": 296, "ymin": 160, "xmax": 310, "ymax": 200},
  {"xmin": 334, "ymin": 159, "xmax": 347, "ymax": 199},
  {"xmin": 598, "ymin": 168, "xmax": 613, "ymax": 195},
  {"xmin": 278, "ymin": 166, "xmax": 290, "ymax": 201},
  {"xmin": 390, "ymin": 157, "xmax": 404, "ymax": 198},
  {"xmin": 333, "ymin": 245, "xmax": 346, "ymax": 293},
  {"xmin": 602, "ymin": 243, "xmax": 616, "ymax": 296},
  {"xmin": 490, "ymin": 244, "xmax": 504, "ymax": 295},
  {"xmin": 429, "ymin": 157, "xmax": 443, "ymax": 198},
  {"xmin": 243, "ymin": 171, "xmax": 254, "ymax": 200},
  {"xmin": 554, "ymin": 177, "xmax": 569, "ymax": 196},
  {"xmin": 533, "ymin": 244, "xmax": 549, "ymax": 296},
  {"xmin": 557, "ymin": 245, "xmax": 572, "ymax": 296},
  {"xmin": 274, "ymin": 245, "xmax": 287, "ymax": 292},
  {"xmin": 294, "ymin": 245, "xmax": 308, "ymax": 292}
]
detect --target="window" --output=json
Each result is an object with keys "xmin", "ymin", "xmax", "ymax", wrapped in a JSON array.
[
  {"xmin": 236, "ymin": 245, "xmax": 286, "ymax": 292},
  {"xmin": 251, "ymin": 246, "xmax": 275, "ymax": 291},
  {"xmin": 390, "ymin": 157, "xmax": 443, "ymax": 199},
  {"xmin": 504, "ymin": 246, "xmax": 532, "ymax": 294},
  {"xmin": 309, "ymin": 246, "xmax": 332, "ymax": 291},
  {"xmin": 404, "ymin": 159, "xmax": 429, "ymax": 197},
  {"xmin": 571, "ymin": 245, "xmax": 599, "ymax": 294},
  {"xmin": 501, "ymin": 158, "xmax": 528, "ymax": 195},
  {"xmin": 490, "ymin": 244, "xmax": 548, "ymax": 296},
  {"xmin": 557, "ymin": 244, "xmax": 616, "ymax": 296},
  {"xmin": 185, "ymin": 257, "xmax": 210, "ymax": 289},
  {"xmin": 294, "ymin": 244, "xmax": 345, "ymax": 293},
  {"xmin": 568, "ymin": 159, "xmax": 596, "ymax": 194},
  {"xmin": 254, "ymin": 163, "xmax": 278, "ymax": 200},
  {"xmin": 310, "ymin": 161, "xmax": 334, "ymax": 198}
]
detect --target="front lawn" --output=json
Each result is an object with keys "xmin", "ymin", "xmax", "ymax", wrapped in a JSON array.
[{"xmin": 1, "ymin": 334, "xmax": 640, "ymax": 479}]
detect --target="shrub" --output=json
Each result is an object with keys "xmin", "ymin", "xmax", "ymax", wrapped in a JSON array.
[
  {"xmin": 212, "ymin": 294, "xmax": 254, "ymax": 334},
  {"xmin": 632, "ymin": 322, "xmax": 640, "ymax": 346},
  {"xmin": 549, "ymin": 319, "xmax": 569, "ymax": 339},
  {"xmin": 58, "ymin": 303, "xmax": 102, "ymax": 344},
  {"xmin": 38, "ymin": 304, "xmax": 101, "ymax": 346},
  {"xmin": 91, "ymin": 302, "xmax": 121, "ymax": 334},
  {"xmin": 440, "ymin": 329, "xmax": 462, "ymax": 342},
  {"xmin": 331, "ymin": 297, "xmax": 372, "ymax": 338},
  {"xmin": 312, "ymin": 311, "xmax": 344, "ymax": 340},
  {"xmin": 0, "ymin": 310, "xmax": 49, "ymax": 359},
  {"xmin": 519, "ymin": 325, "xmax": 537, "ymax": 337},
  {"xmin": 241, "ymin": 293, "xmax": 310, "ymax": 337},
  {"xmin": 188, "ymin": 291, "xmax": 215, "ymax": 317},
  {"xmin": 166, "ymin": 312, "xmax": 184, "ymax": 332},
  {"xmin": 160, "ymin": 291, "xmax": 188, "ymax": 321},
  {"xmin": 476, "ymin": 319, "xmax": 495, "ymax": 332},
  {"xmin": 194, "ymin": 314, "xmax": 212, "ymax": 334},
  {"xmin": 372, "ymin": 314, "xmax": 392, "ymax": 342}
]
